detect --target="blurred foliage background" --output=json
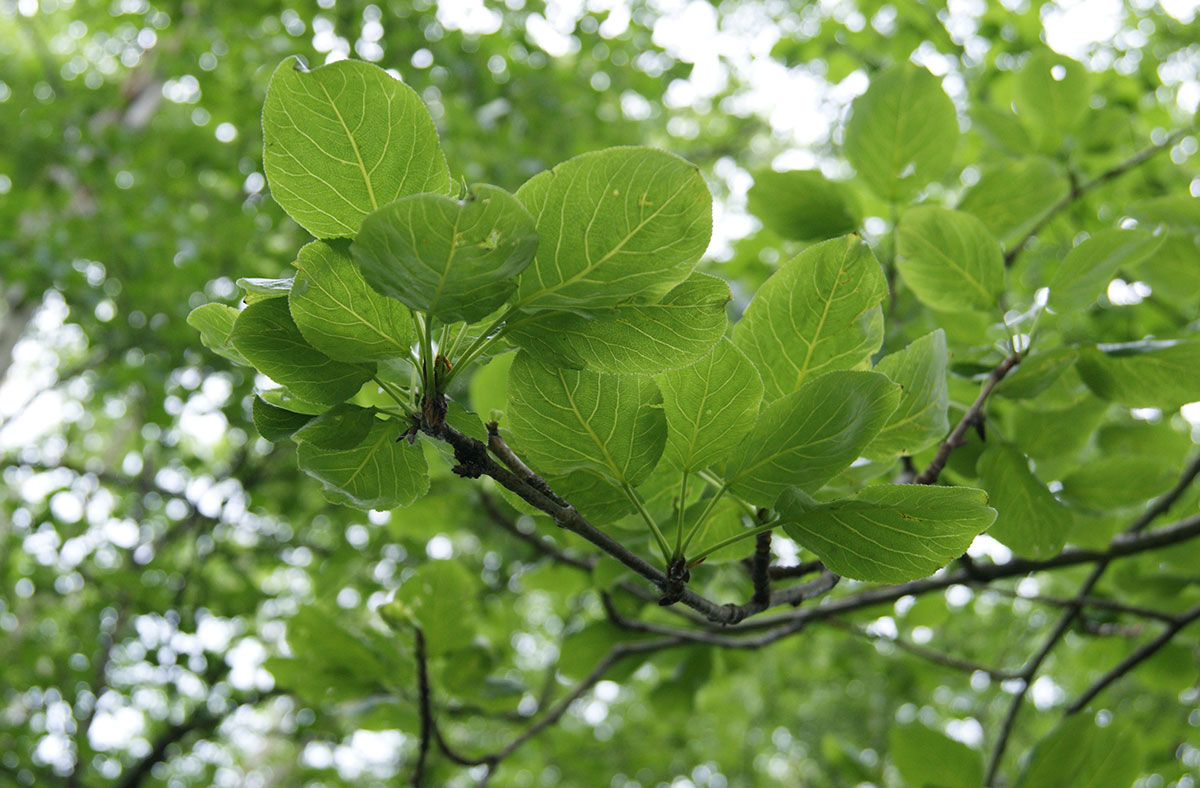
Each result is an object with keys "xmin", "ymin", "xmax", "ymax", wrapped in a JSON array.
[{"xmin": 2, "ymin": 0, "xmax": 1200, "ymax": 786}]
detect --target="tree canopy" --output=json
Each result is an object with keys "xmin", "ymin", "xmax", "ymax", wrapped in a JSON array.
[{"xmin": 3, "ymin": 2, "xmax": 1200, "ymax": 788}]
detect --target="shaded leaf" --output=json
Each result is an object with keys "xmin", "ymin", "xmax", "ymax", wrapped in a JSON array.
[
  {"xmin": 994, "ymin": 347, "xmax": 1079, "ymax": 400},
  {"xmin": 889, "ymin": 722, "xmax": 983, "ymax": 788},
  {"xmin": 1077, "ymin": 340, "xmax": 1200, "ymax": 411},
  {"xmin": 747, "ymin": 169, "xmax": 860, "ymax": 241},
  {"xmin": 297, "ymin": 419, "xmax": 428, "ymax": 509},
  {"xmin": 977, "ymin": 443, "xmax": 1071, "ymax": 558},
  {"xmin": 1049, "ymin": 229, "xmax": 1163, "ymax": 311},
  {"xmin": 395, "ymin": 561, "xmax": 480, "ymax": 658},
  {"xmin": 864, "ymin": 329, "xmax": 949, "ymax": 461},
  {"xmin": 1016, "ymin": 717, "xmax": 1139, "ymax": 788},
  {"xmin": 957, "ymin": 157, "xmax": 1070, "ymax": 246},
  {"xmin": 897, "ymin": 207, "xmax": 1005, "ymax": 313},
  {"xmin": 251, "ymin": 396, "xmax": 315, "ymax": 441}
]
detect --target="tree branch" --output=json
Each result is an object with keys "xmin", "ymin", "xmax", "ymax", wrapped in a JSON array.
[
  {"xmin": 412, "ymin": 628, "xmax": 433, "ymax": 787},
  {"xmin": 915, "ymin": 354, "xmax": 1019, "ymax": 485}
]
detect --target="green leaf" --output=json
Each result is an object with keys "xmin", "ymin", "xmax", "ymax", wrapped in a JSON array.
[
  {"xmin": 778, "ymin": 485, "xmax": 996, "ymax": 583},
  {"xmin": 658, "ymin": 338, "xmax": 763, "ymax": 473},
  {"xmin": 188, "ymin": 303, "xmax": 250, "ymax": 366},
  {"xmin": 231, "ymin": 297, "xmax": 372, "ymax": 407},
  {"xmin": 1129, "ymin": 194, "xmax": 1200, "ymax": 234},
  {"xmin": 733, "ymin": 235, "xmax": 887, "ymax": 401},
  {"xmin": 395, "ymin": 561, "xmax": 479, "ymax": 658},
  {"xmin": 297, "ymin": 419, "xmax": 428, "ymax": 509},
  {"xmin": 251, "ymin": 396, "xmax": 314, "ymax": 441},
  {"xmin": 747, "ymin": 169, "xmax": 860, "ymax": 241},
  {"xmin": 293, "ymin": 403, "xmax": 377, "ymax": 450},
  {"xmin": 258, "ymin": 387, "xmax": 327, "ymax": 415},
  {"xmin": 1016, "ymin": 717, "xmax": 1140, "ymax": 788},
  {"xmin": 506, "ymin": 352, "xmax": 665, "ymax": 487},
  {"xmin": 957, "ymin": 157, "xmax": 1071, "ymax": 246},
  {"xmin": 262, "ymin": 56, "xmax": 450, "ymax": 238},
  {"xmin": 289, "ymin": 240, "xmax": 415, "ymax": 362},
  {"xmin": 687, "ymin": 497, "xmax": 752, "ymax": 563},
  {"xmin": 1077, "ymin": 340, "xmax": 1200, "ymax": 411},
  {"xmin": 1049, "ymin": 229, "xmax": 1163, "ymax": 311},
  {"xmin": 896, "ymin": 207, "xmax": 1005, "ymax": 313},
  {"xmin": 1127, "ymin": 232, "xmax": 1200, "ymax": 308},
  {"xmin": 889, "ymin": 722, "xmax": 982, "ymax": 788},
  {"xmin": 864, "ymin": 329, "xmax": 949, "ymax": 461},
  {"xmin": 507, "ymin": 273, "xmax": 730, "ymax": 374},
  {"xmin": 1014, "ymin": 50, "xmax": 1090, "ymax": 147},
  {"xmin": 468, "ymin": 351, "xmax": 514, "ymax": 418},
  {"xmin": 1060, "ymin": 456, "xmax": 1177, "ymax": 510},
  {"xmin": 352, "ymin": 184, "xmax": 538, "ymax": 324},
  {"xmin": 512, "ymin": 146, "xmax": 712, "ymax": 311},
  {"xmin": 976, "ymin": 443, "xmax": 1071, "ymax": 559},
  {"xmin": 725, "ymin": 370, "xmax": 901, "ymax": 506},
  {"xmin": 843, "ymin": 63, "xmax": 959, "ymax": 201},
  {"xmin": 994, "ymin": 347, "xmax": 1079, "ymax": 400},
  {"xmin": 236, "ymin": 276, "xmax": 293, "ymax": 303}
]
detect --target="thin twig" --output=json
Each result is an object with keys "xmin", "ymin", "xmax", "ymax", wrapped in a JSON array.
[
  {"xmin": 983, "ymin": 588, "xmax": 1178, "ymax": 623},
  {"xmin": 915, "ymin": 355, "xmax": 1020, "ymax": 485},
  {"xmin": 486, "ymin": 421, "xmax": 567, "ymax": 507},
  {"xmin": 412, "ymin": 628, "xmax": 432, "ymax": 787}
]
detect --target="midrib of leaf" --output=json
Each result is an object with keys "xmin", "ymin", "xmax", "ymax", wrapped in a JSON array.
[
  {"xmin": 318, "ymin": 80, "xmax": 378, "ymax": 211},
  {"xmin": 558, "ymin": 370, "xmax": 625, "ymax": 482},
  {"xmin": 428, "ymin": 204, "xmax": 465, "ymax": 314},
  {"xmin": 795, "ymin": 244, "xmax": 853, "ymax": 388},
  {"xmin": 906, "ymin": 224, "xmax": 993, "ymax": 305},
  {"xmin": 519, "ymin": 176, "xmax": 692, "ymax": 306},
  {"xmin": 341, "ymin": 428, "xmax": 385, "ymax": 487}
]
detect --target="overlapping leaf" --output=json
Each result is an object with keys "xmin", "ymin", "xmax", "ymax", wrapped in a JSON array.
[
  {"xmin": 188, "ymin": 303, "xmax": 249, "ymax": 365},
  {"xmin": 1077, "ymin": 339, "xmax": 1200, "ymax": 411},
  {"xmin": 777, "ymin": 485, "xmax": 996, "ymax": 583},
  {"xmin": 957, "ymin": 157, "xmax": 1070, "ymax": 246},
  {"xmin": 1017, "ymin": 717, "xmax": 1139, "ymax": 788},
  {"xmin": 289, "ymin": 240, "xmax": 415, "ymax": 361},
  {"xmin": 897, "ymin": 207, "xmax": 1005, "ymax": 313},
  {"xmin": 747, "ymin": 169, "xmax": 860, "ymax": 241},
  {"xmin": 733, "ymin": 235, "xmax": 886, "ymax": 401},
  {"xmin": 977, "ymin": 443, "xmax": 1071, "ymax": 558},
  {"xmin": 262, "ymin": 57, "xmax": 450, "ymax": 238},
  {"xmin": 724, "ymin": 370, "xmax": 900, "ymax": 506},
  {"xmin": 843, "ymin": 63, "xmax": 959, "ymax": 201},
  {"xmin": 251, "ymin": 396, "xmax": 314, "ymax": 441},
  {"xmin": 657, "ymin": 339, "xmax": 762, "ymax": 473},
  {"xmin": 297, "ymin": 419, "xmax": 428, "ymax": 509},
  {"xmin": 864, "ymin": 329, "xmax": 949, "ymax": 461},
  {"xmin": 231, "ymin": 297, "xmax": 371, "ymax": 406},
  {"xmin": 507, "ymin": 273, "xmax": 730, "ymax": 374},
  {"xmin": 512, "ymin": 147, "xmax": 712, "ymax": 310},
  {"xmin": 1049, "ymin": 228, "xmax": 1163, "ymax": 311},
  {"xmin": 506, "ymin": 352, "xmax": 665, "ymax": 487},
  {"xmin": 352, "ymin": 184, "xmax": 538, "ymax": 324}
]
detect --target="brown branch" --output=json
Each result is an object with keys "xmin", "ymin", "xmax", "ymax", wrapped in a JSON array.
[
  {"xmin": 766, "ymin": 559, "xmax": 824, "ymax": 581},
  {"xmin": 486, "ymin": 421, "xmax": 567, "ymax": 507},
  {"xmin": 412, "ymin": 628, "xmax": 432, "ymax": 787},
  {"xmin": 1003, "ymin": 127, "xmax": 1190, "ymax": 267},
  {"xmin": 478, "ymin": 493, "xmax": 593, "ymax": 571},
  {"xmin": 983, "ymin": 588, "xmax": 1178, "ymax": 623},
  {"xmin": 915, "ymin": 355, "xmax": 1020, "ymax": 485},
  {"xmin": 1065, "ymin": 603, "xmax": 1200, "ymax": 714}
]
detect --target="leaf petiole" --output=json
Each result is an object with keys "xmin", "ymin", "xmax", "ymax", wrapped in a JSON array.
[
  {"xmin": 621, "ymin": 483, "xmax": 672, "ymax": 564},
  {"xmin": 688, "ymin": 517, "xmax": 781, "ymax": 565}
]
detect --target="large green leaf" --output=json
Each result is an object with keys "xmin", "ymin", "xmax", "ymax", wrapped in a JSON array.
[
  {"xmin": 897, "ymin": 207, "xmax": 1005, "ymax": 313},
  {"xmin": 297, "ymin": 419, "xmax": 428, "ymax": 509},
  {"xmin": 512, "ymin": 146, "xmax": 712, "ymax": 310},
  {"xmin": 506, "ymin": 352, "xmax": 665, "ymax": 487},
  {"xmin": 262, "ymin": 56, "xmax": 450, "ymax": 238},
  {"xmin": 231, "ymin": 297, "xmax": 371, "ymax": 407},
  {"xmin": 507, "ymin": 273, "xmax": 729, "ymax": 374},
  {"xmin": 777, "ymin": 485, "xmax": 996, "ymax": 583},
  {"xmin": 1077, "ymin": 340, "xmax": 1200, "ymax": 411},
  {"xmin": 395, "ymin": 561, "xmax": 479, "ymax": 658},
  {"xmin": 658, "ymin": 338, "xmax": 763, "ymax": 473},
  {"xmin": 352, "ymin": 184, "xmax": 538, "ymax": 324},
  {"xmin": 843, "ymin": 63, "xmax": 959, "ymax": 201},
  {"xmin": 1014, "ymin": 50, "xmax": 1090, "ymax": 147},
  {"xmin": 994, "ymin": 347, "xmax": 1078, "ymax": 400},
  {"xmin": 289, "ymin": 240, "xmax": 415, "ymax": 362},
  {"xmin": 889, "ymin": 722, "xmax": 983, "ymax": 788},
  {"xmin": 724, "ymin": 370, "xmax": 900, "ymax": 506},
  {"xmin": 976, "ymin": 443, "xmax": 1071, "ymax": 559},
  {"xmin": 864, "ymin": 329, "xmax": 949, "ymax": 461},
  {"xmin": 957, "ymin": 157, "xmax": 1071, "ymax": 246},
  {"xmin": 1016, "ymin": 717, "xmax": 1140, "ymax": 788},
  {"xmin": 733, "ymin": 235, "xmax": 886, "ymax": 401},
  {"xmin": 747, "ymin": 169, "xmax": 860, "ymax": 241},
  {"xmin": 1049, "ymin": 229, "xmax": 1163, "ymax": 312},
  {"xmin": 188, "ymin": 303, "xmax": 249, "ymax": 366}
]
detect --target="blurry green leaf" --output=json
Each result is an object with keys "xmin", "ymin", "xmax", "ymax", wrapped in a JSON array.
[
  {"xmin": 1126, "ymin": 232, "xmax": 1200, "ymax": 308},
  {"xmin": 1060, "ymin": 456, "xmax": 1177, "ymax": 510},
  {"xmin": 658, "ymin": 338, "xmax": 763, "ymax": 473},
  {"xmin": 513, "ymin": 147, "xmax": 711, "ymax": 310},
  {"xmin": 468, "ymin": 351, "xmax": 514, "ymax": 418},
  {"xmin": 958, "ymin": 157, "xmax": 1071, "ymax": 246},
  {"xmin": 889, "ymin": 722, "xmax": 982, "ymax": 788},
  {"xmin": 977, "ymin": 443, "xmax": 1071, "ymax": 558},
  {"xmin": 352, "ymin": 184, "xmax": 538, "ymax": 324},
  {"xmin": 897, "ymin": 207, "xmax": 1005, "ymax": 313},
  {"xmin": 1014, "ymin": 50, "xmax": 1090, "ymax": 147},
  {"xmin": 1049, "ymin": 229, "xmax": 1163, "ymax": 311},
  {"xmin": 262, "ymin": 56, "xmax": 450, "ymax": 238},
  {"xmin": 506, "ymin": 352, "xmax": 665, "ymax": 486},
  {"xmin": 747, "ymin": 169, "xmax": 860, "ymax": 241},
  {"xmin": 508, "ymin": 273, "xmax": 729, "ymax": 374},
  {"xmin": 844, "ymin": 63, "xmax": 959, "ymax": 201},
  {"xmin": 1077, "ymin": 340, "xmax": 1200, "ymax": 411},
  {"xmin": 290, "ymin": 239, "xmax": 415, "ymax": 361},
  {"xmin": 778, "ymin": 485, "xmax": 995, "ymax": 583},
  {"xmin": 297, "ymin": 419, "xmax": 428, "ymax": 509},
  {"xmin": 994, "ymin": 347, "xmax": 1079, "ymax": 400},
  {"xmin": 1017, "ymin": 717, "xmax": 1140, "ymax": 788},
  {"xmin": 725, "ymin": 370, "xmax": 900, "ymax": 505},
  {"xmin": 396, "ymin": 561, "xmax": 479, "ymax": 658},
  {"xmin": 734, "ymin": 235, "xmax": 886, "ymax": 400},
  {"xmin": 864, "ymin": 329, "xmax": 949, "ymax": 461},
  {"xmin": 1129, "ymin": 195, "xmax": 1200, "ymax": 235},
  {"xmin": 231, "ymin": 297, "xmax": 372, "ymax": 407},
  {"xmin": 251, "ymin": 396, "xmax": 315, "ymax": 442}
]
